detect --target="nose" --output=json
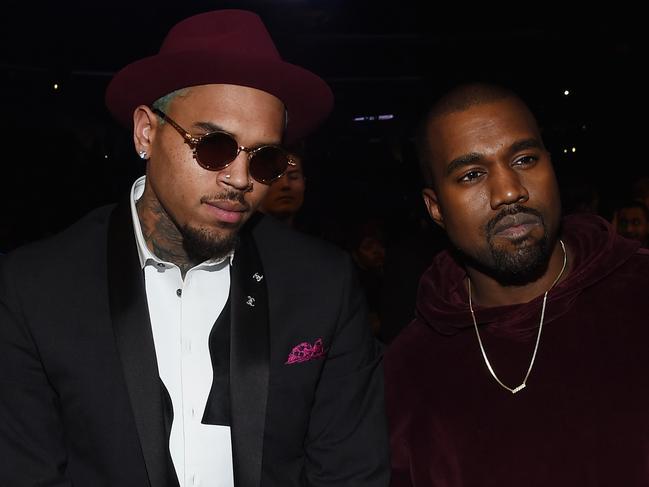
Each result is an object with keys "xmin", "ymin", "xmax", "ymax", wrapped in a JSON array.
[
  {"xmin": 220, "ymin": 151, "xmax": 252, "ymax": 191},
  {"xmin": 628, "ymin": 222, "xmax": 640, "ymax": 233},
  {"xmin": 276, "ymin": 174, "xmax": 291, "ymax": 190},
  {"xmin": 489, "ymin": 166, "xmax": 529, "ymax": 210}
]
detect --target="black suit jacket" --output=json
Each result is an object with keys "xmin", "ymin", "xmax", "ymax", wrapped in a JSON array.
[{"xmin": 0, "ymin": 202, "xmax": 389, "ymax": 486}]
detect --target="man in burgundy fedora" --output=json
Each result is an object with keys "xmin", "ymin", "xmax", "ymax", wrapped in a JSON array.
[{"xmin": 0, "ymin": 10, "xmax": 389, "ymax": 487}]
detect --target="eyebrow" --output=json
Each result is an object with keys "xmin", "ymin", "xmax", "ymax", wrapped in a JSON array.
[
  {"xmin": 444, "ymin": 138, "xmax": 544, "ymax": 176},
  {"xmin": 510, "ymin": 138, "xmax": 544, "ymax": 153},
  {"xmin": 445, "ymin": 153, "xmax": 482, "ymax": 176}
]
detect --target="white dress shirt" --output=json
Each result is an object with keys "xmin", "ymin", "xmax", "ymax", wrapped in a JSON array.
[{"xmin": 130, "ymin": 176, "xmax": 234, "ymax": 487}]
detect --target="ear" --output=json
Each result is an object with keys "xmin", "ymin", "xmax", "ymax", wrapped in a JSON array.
[
  {"xmin": 422, "ymin": 187, "xmax": 445, "ymax": 229},
  {"xmin": 133, "ymin": 105, "xmax": 158, "ymax": 159}
]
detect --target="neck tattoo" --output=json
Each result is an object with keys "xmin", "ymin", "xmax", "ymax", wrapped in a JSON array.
[
  {"xmin": 467, "ymin": 239, "xmax": 567, "ymax": 394},
  {"xmin": 136, "ymin": 197, "xmax": 196, "ymax": 277}
]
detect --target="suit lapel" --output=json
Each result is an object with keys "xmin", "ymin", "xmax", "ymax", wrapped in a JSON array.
[
  {"xmin": 230, "ymin": 224, "xmax": 270, "ymax": 487},
  {"xmin": 107, "ymin": 201, "xmax": 175, "ymax": 487}
]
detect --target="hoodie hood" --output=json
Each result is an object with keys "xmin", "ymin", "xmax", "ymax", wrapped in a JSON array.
[{"xmin": 415, "ymin": 213, "xmax": 640, "ymax": 340}]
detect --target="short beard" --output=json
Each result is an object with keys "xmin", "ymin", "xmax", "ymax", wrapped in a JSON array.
[
  {"xmin": 179, "ymin": 189, "xmax": 250, "ymax": 262},
  {"xmin": 180, "ymin": 224, "xmax": 240, "ymax": 263},
  {"xmin": 485, "ymin": 231, "xmax": 551, "ymax": 286},
  {"xmin": 457, "ymin": 205, "xmax": 554, "ymax": 286}
]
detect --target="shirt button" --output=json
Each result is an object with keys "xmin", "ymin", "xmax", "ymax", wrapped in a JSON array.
[{"xmin": 176, "ymin": 288, "xmax": 182, "ymax": 297}]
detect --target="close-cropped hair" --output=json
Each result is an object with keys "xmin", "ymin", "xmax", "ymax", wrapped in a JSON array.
[
  {"xmin": 151, "ymin": 87, "xmax": 290, "ymax": 134},
  {"xmin": 415, "ymin": 83, "xmax": 520, "ymax": 189},
  {"xmin": 616, "ymin": 200, "xmax": 649, "ymax": 221},
  {"xmin": 631, "ymin": 177, "xmax": 649, "ymax": 202},
  {"xmin": 151, "ymin": 88, "xmax": 191, "ymax": 122}
]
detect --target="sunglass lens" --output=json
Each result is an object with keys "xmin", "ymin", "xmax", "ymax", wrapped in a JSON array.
[
  {"xmin": 250, "ymin": 147, "xmax": 290, "ymax": 183},
  {"xmin": 195, "ymin": 132, "xmax": 239, "ymax": 170}
]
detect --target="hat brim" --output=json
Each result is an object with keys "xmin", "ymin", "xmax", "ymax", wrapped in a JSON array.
[{"xmin": 105, "ymin": 50, "xmax": 333, "ymax": 143}]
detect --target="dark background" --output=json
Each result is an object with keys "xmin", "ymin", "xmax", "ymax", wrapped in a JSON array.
[{"xmin": 0, "ymin": 1, "xmax": 645, "ymax": 251}]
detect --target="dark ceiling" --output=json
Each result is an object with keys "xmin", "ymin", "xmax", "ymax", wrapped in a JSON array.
[
  {"xmin": 2, "ymin": 2, "xmax": 640, "ymax": 116},
  {"xmin": 0, "ymin": 1, "xmax": 644, "ymax": 249}
]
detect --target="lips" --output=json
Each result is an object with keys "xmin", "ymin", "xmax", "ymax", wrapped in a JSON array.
[
  {"xmin": 275, "ymin": 196, "xmax": 295, "ymax": 203},
  {"xmin": 490, "ymin": 212, "xmax": 542, "ymax": 238},
  {"xmin": 203, "ymin": 200, "xmax": 249, "ymax": 224}
]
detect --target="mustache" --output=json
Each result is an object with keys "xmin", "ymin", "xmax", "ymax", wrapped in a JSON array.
[
  {"xmin": 486, "ymin": 204, "xmax": 544, "ymax": 236},
  {"xmin": 200, "ymin": 190, "xmax": 250, "ymax": 209}
]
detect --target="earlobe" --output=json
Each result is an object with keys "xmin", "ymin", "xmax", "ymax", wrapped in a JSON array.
[
  {"xmin": 133, "ymin": 105, "xmax": 156, "ymax": 158},
  {"xmin": 422, "ymin": 188, "xmax": 445, "ymax": 228}
]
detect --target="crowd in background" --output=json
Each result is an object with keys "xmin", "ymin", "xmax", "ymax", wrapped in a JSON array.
[
  {"xmin": 2, "ymin": 128, "xmax": 648, "ymax": 339},
  {"xmin": 251, "ymin": 139, "xmax": 649, "ymax": 343}
]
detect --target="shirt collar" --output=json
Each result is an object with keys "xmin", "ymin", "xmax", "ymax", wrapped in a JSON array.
[{"xmin": 129, "ymin": 175, "xmax": 234, "ymax": 270}]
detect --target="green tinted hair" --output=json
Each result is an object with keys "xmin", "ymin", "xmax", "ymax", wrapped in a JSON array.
[{"xmin": 151, "ymin": 88, "xmax": 190, "ymax": 122}]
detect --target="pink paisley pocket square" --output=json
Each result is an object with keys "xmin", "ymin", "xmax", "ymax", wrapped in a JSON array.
[{"xmin": 285, "ymin": 338, "xmax": 327, "ymax": 364}]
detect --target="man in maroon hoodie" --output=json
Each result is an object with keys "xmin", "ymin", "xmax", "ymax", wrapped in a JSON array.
[{"xmin": 385, "ymin": 83, "xmax": 649, "ymax": 486}]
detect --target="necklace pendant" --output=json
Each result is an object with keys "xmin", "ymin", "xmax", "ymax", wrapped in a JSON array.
[
  {"xmin": 468, "ymin": 239, "xmax": 567, "ymax": 396},
  {"xmin": 512, "ymin": 384, "xmax": 526, "ymax": 394}
]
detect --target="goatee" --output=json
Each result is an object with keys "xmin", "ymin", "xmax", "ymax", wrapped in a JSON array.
[
  {"xmin": 458, "ymin": 205, "xmax": 554, "ymax": 286},
  {"xmin": 181, "ymin": 224, "xmax": 239, "ymax": 263}
]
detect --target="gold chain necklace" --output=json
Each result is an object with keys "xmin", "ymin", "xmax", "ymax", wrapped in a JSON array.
[{"xmin": 468, "ymin": 240, "xmax": 567, "ymax": 394}]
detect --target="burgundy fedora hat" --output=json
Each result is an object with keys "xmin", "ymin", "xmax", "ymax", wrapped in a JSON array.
[{"xmin": 105, "ymin": 9, "xmax": 333, "ymax": 142}]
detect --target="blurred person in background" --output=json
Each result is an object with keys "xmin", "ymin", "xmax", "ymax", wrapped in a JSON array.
[
  {"xmin": 259, "ymin": 142, "xmax": 306, "ymax": 227},
  {"xmin": 613, "ymin": 200, "xmax": 649, "ymax": 247},
  {"xmin": 349, "ymin": 218, "xmax": 386, "ymax": 335}
]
